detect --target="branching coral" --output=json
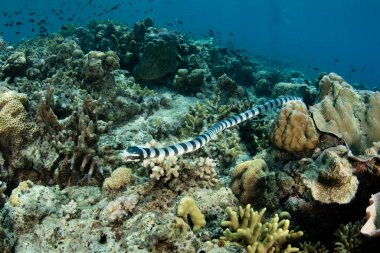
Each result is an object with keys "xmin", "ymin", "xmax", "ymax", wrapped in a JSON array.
[
  {"xmin": 142, "ymin": 152, "xmax": 219, "ymax": 188},
  {"xmin": 221, "ymin": 204, "xmax": 303, "ymax": 253},
  {"xmin": 334, "ymin": 221, "xmax": 365, "ymax": 252},
  {"xmin": 105, "ymin": 193, "xmax": 139, "ymax": 223}
]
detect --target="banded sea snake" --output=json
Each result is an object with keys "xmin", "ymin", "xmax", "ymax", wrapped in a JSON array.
[{"xmin": 122, "ymin": 96, "xmax": 303, "ymax": 162}]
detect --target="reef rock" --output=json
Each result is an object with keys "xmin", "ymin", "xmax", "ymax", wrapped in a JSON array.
[
  {"xmin": 134, "ymin": 31, "xmax": 178, "ymax": 80},
  {"xmin": 303, "ymin": 145, "xmax": 358, "ymax": 204},
  {"xmin": 310, "ymin": 73, "xmax": 380, "ymax": 157},
  {"xmin": 270, "ymin": 100, "xmax": 319, "ymax": 152}
]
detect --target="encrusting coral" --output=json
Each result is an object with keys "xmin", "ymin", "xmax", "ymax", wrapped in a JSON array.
[
  {"xmin": 361, "ymin": 192, "xmax": 380, "ymax": 237},
  {"xmin": 270, "ymin": 100, "xmax": 319, "ymax": 152},
  {"xmin": 221, "ymin": 204, "xmax": 303, "ymax": 253},
  {"xmin": 303, "ymin": 145, "xmax": 358, "ymax": 204},
  {"xmin": 230, "ymin": 159, "xmax": 267, "ymax": 205},
  {"xmin": 177, "ymin": 196, "xmax": 206, "ymax": 232}
]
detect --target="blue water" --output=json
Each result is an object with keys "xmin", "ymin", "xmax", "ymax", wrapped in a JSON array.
[{"xmin": 1, "ymin": 0, "xmax": 379, "ymax": 87}]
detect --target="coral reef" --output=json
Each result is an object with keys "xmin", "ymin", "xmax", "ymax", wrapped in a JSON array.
[
  {"xmin": 1, "ymin": 16, "xmax": 379, "ymax": 252},
  {"xmin": 270, "ymin": 100, "xmax": 319, "ymax": 152},
  {"xmin": 303, "ymin": 146, "xmax": 358, "ymax": 204},
  {"xmin": 221, "ymin": 204, "xmax": 303, "ymax": 253},
  {"xmin": 230, "ymin": 159, "xmax": 267, "ymax": 205},
  {"xmin": 177, "ymin": 196, "xmax": 206, "ymax": 232},
  {"xmin": 361, "ymin": 192, "xmax": 380, "ymax": 237}
]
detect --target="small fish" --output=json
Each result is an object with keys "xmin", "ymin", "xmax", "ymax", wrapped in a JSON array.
[
  {"xmin": 178, "ymin": 20, "xmax": 183, "ymax": 24},
  {"xmin": 16, "ymin": 31, "xmax": 20, "ymax": 35},
  {"xmin": 333, "ymin": 59, "xmax": 339, "ymax": 63},
  {"xmin": 167, "ymin": 22, "xmax": 173, "ymax": 26},
  {"xmin": 350, "ymin": 68, "xmax": 356, "ymax": 72},
  {"xmin": 16, "ymin": 21, "xmax": 23, "ymax": 25},
  {"xmin": 111, "ymin": 4, "xmax": 120, "ymax": 10},
  {"xmin": 229, "ymin": 32, "xmax": 234, "ymax": 36},
  {"xmin": 313, "ymin": 67, "xmax": 319, "ymax": 71}
]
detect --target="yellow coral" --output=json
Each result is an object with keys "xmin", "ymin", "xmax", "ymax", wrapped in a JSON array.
[
  {"xmin": 221, "ymin": 204, "xmax": 303, "ymax": 253},
  {"xmin": 270, "ymin": 100, "xmax": 319, "ymax": 152},
  {"xmin": 103, "ymin": 166, "xmax": 132, "ymax": 191},
  {"xmin": 177, "ymin": 196, "xmax": 206, "ymax": 232},
  {"xmin": 0, "ymin": 90, "xmax": 29, "ymax": 151},
  {"xmin": 230, "ymin": 159, "xmax": 267, "ymax": 205},
  {"xmin": 9, "ymin": 180, "xmax": 33, "ymax": 207}
]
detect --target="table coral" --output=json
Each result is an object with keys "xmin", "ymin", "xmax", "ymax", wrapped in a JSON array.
[
  {"xmin": 230, "ymin": 159, "xmax": 267, "ymax": 205},
  {"xmin": 270, "ymin": 100, "xmax": 319, "ymax": 152},
  {"xmin": 310, "ymin": 72, "xmax": 380, "ymax": 157},
  {"xmin": 303, "ymin": 146, "xmax": 358, "ymax": 204},
  {"xmin": 177, "ymin": 196, "xmax": 206, "ymax": 232},
  {"xmin": 0, "ymin": 90, "xmax": 31, "ymax": 154},
  {"xmin": 221, "ymin": 204, "xmax": 303, "ymax": 253}
]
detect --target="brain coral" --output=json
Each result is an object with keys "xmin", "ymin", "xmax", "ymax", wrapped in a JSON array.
[
  {"xmin": 230, "ymin": 159, "xmax": 267, "ymax": 205},
  {"xmin": 310, "ymin": 73, "xmax": 380, "ymax": 156},
  {"xmin": 0, "ymin": 90, "xmax": 30, "ymax": 153},
  {"xmin": 303, "ymin": 145, "xmax": 358, "ymax": 204},
  {"xmin": 270, "ymin": 100, "xmax": 319, "ymax": 152}
]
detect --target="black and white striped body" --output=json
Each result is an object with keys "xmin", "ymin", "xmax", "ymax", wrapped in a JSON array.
[{"xmin": 122, "ymin": 96, "xmax": 303, "ymax": 162}]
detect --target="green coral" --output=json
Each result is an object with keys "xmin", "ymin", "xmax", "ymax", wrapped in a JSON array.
[
  {"xmin": 221, "ymin": 204, "xmax": 303, "ymax": 253},
  {"xmin": 333, "ymin": 221, "xmax": 364, "ymax": 253},
  {"xmin": 299, "ymin": 241, "xmax": 329, "ymax": 253}
]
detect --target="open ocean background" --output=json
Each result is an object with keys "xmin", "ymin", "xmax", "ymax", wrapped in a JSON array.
[{"xmin": 1, "ymin": 0, "xmax": 379, "ymax": 87}]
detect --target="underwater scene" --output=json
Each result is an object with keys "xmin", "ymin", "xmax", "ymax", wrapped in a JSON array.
[{"xmin": 1, "ymin": 0, "xmax": 380, "ymax": 252}]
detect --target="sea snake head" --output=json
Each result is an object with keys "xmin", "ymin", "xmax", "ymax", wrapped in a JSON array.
[{"xmin": 121, "ymin": 146, "xmax": 143, "ymax": 162}]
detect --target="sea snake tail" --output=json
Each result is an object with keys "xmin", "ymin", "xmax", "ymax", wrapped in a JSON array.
[{"xmin": 122, "ymin": 96, "xmax": 303, "ymax": 162}]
